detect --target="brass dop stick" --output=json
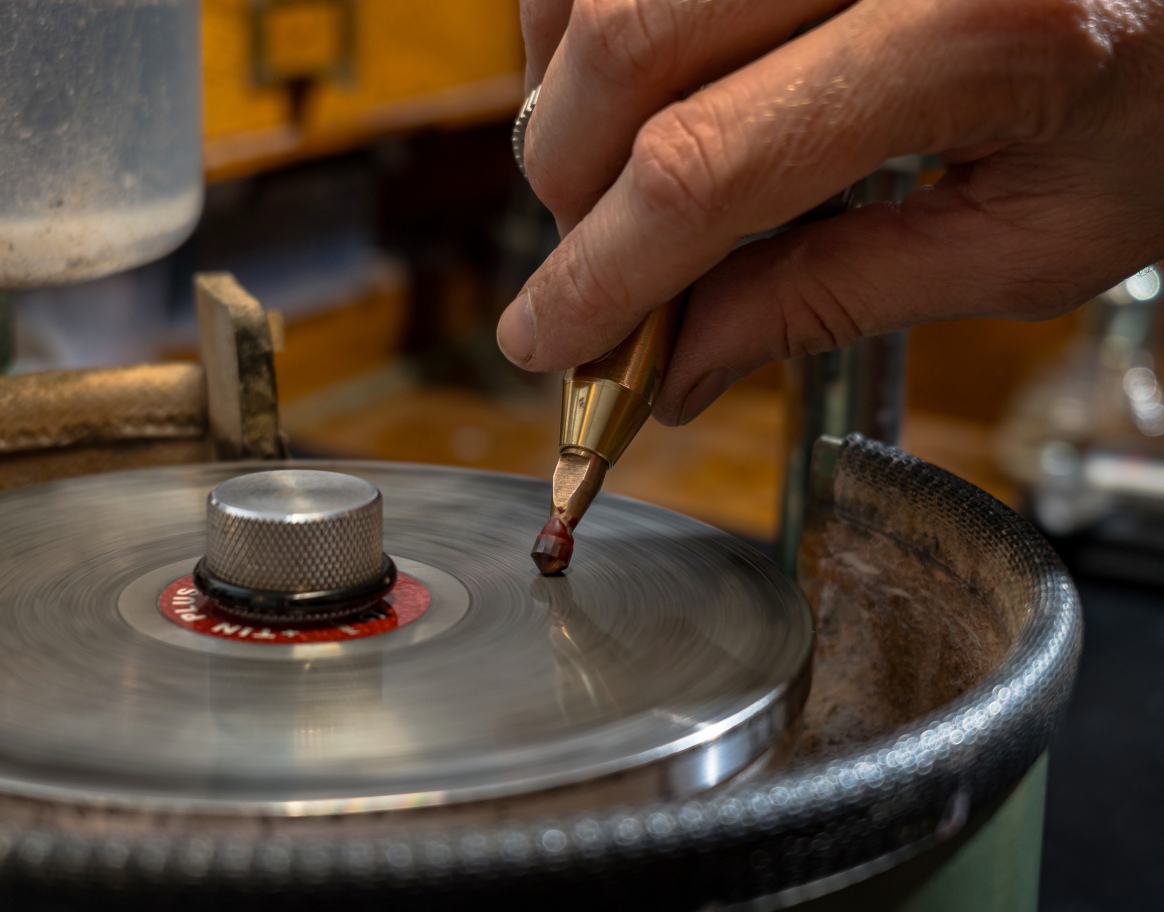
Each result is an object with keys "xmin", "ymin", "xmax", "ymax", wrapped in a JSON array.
[{"xmin": 531, "ymin": 300, "xmax": 683, "ymax": 574}]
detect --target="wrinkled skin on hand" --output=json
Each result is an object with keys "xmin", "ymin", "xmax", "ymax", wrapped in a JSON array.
[{"xmin": 499, "ymin": 0, "xmax": 1164, "ymax": 425}]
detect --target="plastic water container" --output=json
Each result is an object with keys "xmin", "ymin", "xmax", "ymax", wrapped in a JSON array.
[{"xmin": 0, "ymin": 0, "xmax": 203, "ymax": 288}]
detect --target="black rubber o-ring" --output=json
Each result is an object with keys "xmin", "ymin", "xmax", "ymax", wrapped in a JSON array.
[{"xmin": 192, "ymin": 553, "xmax": 397, "ymax": 617}]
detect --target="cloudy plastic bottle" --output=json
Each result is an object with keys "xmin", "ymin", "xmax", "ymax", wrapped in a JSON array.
[{"xmin": 0, "ymin": 0, "xmax": 203, "ymax": 287}]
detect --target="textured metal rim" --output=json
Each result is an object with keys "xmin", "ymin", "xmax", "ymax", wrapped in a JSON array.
[{"xmin": 0, "ymin": 460, "xmax": 811, "ymax": 819}]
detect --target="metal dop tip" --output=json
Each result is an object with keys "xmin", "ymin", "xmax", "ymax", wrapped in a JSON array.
[{"xmin": 197, "ymin": 469, "xmax": 395, "ymax": 614}]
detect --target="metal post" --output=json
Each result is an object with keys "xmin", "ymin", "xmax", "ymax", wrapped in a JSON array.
[
  {"xmin": 0, "ymin": 293, "xmax": 13, "ymax": 374},
  {"xmin": 779, "ymin": 161, "xmax": 918, "ymax": 577},
  {"xmin": 779, "ymin": 333, "xmax": 907, "ymax": 575}
]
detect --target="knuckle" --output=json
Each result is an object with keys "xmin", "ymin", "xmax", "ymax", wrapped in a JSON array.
[
  {"xmin": 557, "ymin": 240, "xmax": 625, "ymax": 331},
  {"xmin": 996, "ymin": 270, "xmax": 1086, "ymax": 321},
  {"xmin": 779, "ymin": 276, "xmax": 864, "ymax": 357},
  {"xmin": 953, "ymin": 0, "xmax": 1117, "ymax": 142},
  {"xmin": 1008, "ymin": 0, "xmax": 1121, "ymax": 60},
  {"xmin": 768, "ymin": 75, "xmax": 857, "ymax": 171},
  {"xmin": 630, "ymin": 102, "xmax": 731, "ymax": 230},
  {"xmin": 570, "ymin": 0, "xmax": 677, "ymax": 87}
]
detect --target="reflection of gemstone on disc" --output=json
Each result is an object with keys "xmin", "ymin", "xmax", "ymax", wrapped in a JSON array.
[
  {"xmin": 0, "ymin": 461, "xmax": 812, "ymax": 816},
  {"xmin": 158, "ymin": 573, "xmax": 432, "ymax": 644}
]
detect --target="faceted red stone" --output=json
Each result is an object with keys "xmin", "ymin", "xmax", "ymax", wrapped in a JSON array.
[{"xmin": 531, "ymin": 515, "xmax": 574, "ymax": 575}]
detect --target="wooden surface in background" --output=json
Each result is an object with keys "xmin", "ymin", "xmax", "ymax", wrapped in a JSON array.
[
  {"xmin": 285, "ymin": 372, "xmax": 1015, "ymax": 540},
  {"xmin": 907, "ymin": 312, "xmax": 1083, "ymax": 423},
  {"xmin": 730, "ymin": 313, "xmax": 1087, "ymax": 426},
  {"xmin": 272, "ymin": 262, "xmax": 409, "ymax": 403},
  {"xmin": 285, "ymin": 377, "xmax": 782, "ymax": 538}
]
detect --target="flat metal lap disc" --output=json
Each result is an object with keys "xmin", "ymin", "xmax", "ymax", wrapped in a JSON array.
[{"xmin": 0, "ymin": 462, "xmax": 812, "ymax": 816}]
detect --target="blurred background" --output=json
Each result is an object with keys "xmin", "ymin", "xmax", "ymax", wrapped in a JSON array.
[
  {"xmin": 2, "ymin": 3, "xmax": 1161, "ymax": 908},
  {"xmin": 9, "ymin": 1, "xmax": 1163, "ymax": 552}
]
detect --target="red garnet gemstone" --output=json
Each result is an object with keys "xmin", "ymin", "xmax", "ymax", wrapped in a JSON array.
[{"xmin": 531, "ymin": 515, "xmax": 574, "ymax": 575}]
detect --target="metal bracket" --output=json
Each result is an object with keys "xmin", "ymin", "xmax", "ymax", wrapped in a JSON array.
[{"xmin": 249, "ymin": 0, "xmax": 357, "ymax": 89}]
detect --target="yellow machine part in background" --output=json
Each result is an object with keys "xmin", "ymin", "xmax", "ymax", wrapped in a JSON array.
[{"xmin": 202, "ymin": 0, "xmax": 525, "ymax": 181}]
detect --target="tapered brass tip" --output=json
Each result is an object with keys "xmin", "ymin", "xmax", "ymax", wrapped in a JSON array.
[
  {"xmin": 549, "ymin": 448, "xmax": 606, "ymax": 526},
  {"xmin": 531, "ymin": 449, "xmax": 607, "ymax": 574}
]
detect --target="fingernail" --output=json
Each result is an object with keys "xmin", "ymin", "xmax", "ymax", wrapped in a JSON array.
[
  {"xmin": 677, "ymin": 368, "xmax": 738, "ymax": 426},
  {"xmin": 497, "ymin": 290, "xmax": 535, "ymax": 366}
]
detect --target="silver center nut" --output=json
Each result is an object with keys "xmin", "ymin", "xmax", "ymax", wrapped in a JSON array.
[{"xmin": 205, "ymin": 470, "xmax": 384, "ymax": 594}]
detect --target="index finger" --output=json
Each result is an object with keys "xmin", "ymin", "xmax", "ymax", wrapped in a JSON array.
[{"xmin": 521, "ymin": 0, "xmax": 575, "ymax": 93}]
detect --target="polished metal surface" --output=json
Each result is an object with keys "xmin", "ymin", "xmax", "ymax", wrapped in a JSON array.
[
  {"xmin": 0, "ymin": 443, "xmax": 1081, "ymax": 909},
  {"xmin": 205, "ymin": 469, "xmax": 384, "ymax": 593},
  {"xmin": 0, "ymin": 461, "xmax": 811, "ymax": 815}
]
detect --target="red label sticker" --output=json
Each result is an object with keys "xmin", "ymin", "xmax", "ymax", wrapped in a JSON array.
[{"xmin": 158, "ymin": 573, "xmax": 431, "ymax": 644}]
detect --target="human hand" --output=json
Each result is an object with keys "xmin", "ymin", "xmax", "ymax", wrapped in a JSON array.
[{"xmin": 500, "ymin": 0, "xmax": 1164, "ymax": 425}]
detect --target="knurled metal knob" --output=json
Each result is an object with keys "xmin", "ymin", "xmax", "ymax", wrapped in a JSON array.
[{"xmin": 194, "ymin": 469, "xmax": 395, "ymax": 616}]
